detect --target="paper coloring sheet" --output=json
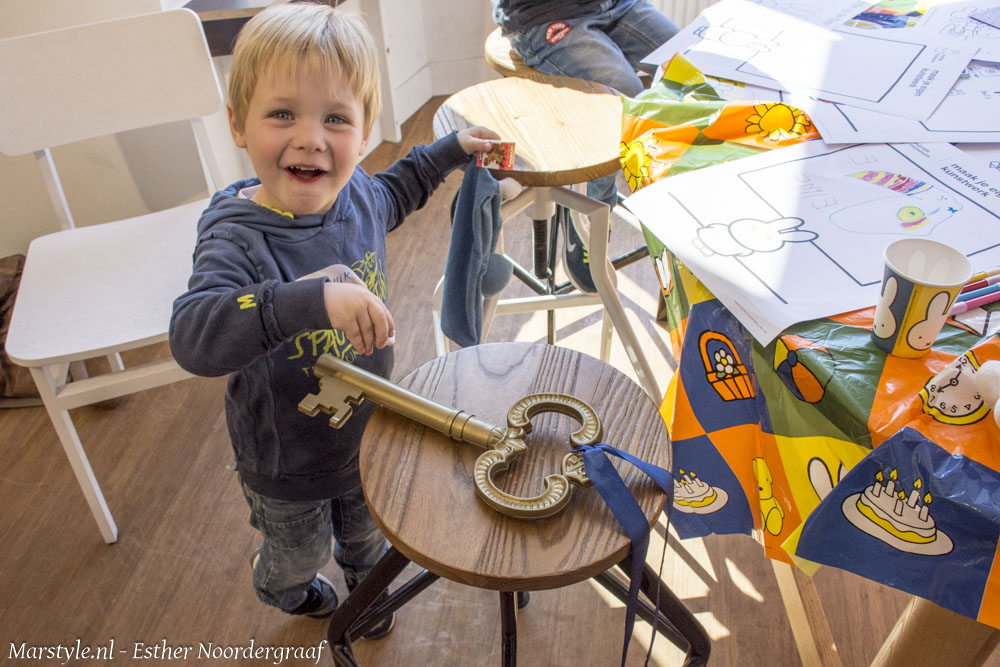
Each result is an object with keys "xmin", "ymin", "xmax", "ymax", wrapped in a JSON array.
[
  {"xmin": 719, "ymin": 0, "xmax": 875, "ymax": 28},
  {"xmin": 623, "ymin": 141, "xmax": 1000, "ymax": 344},
  {"xmin": 804, "ymin": 60, "xmax": 1000, "ymax": 142},
  {"xmin": 840, "ymin": 0, "xmax": 1000, "ymax": 63},
  {"xmin": 643, "ymin": 0, "xmax": 976, "ymax": 120},
  {"xmin": 644, "ymin": 0, "xmax": 876, "ymax": 69}
]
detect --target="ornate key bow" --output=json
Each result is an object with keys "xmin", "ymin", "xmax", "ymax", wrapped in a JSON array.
[{"xmin": 299, "ymin": 353, "xmax": 603, "ymax": 519}]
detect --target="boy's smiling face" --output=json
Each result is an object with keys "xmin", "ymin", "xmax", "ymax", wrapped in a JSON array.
[{"xmin": 229, "ymin": 63, "xmax": 369, "ymax": 217}]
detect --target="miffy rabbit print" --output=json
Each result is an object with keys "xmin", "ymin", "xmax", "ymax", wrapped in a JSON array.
[
  {"xmin": 693, "ymin": 216, "xmax": 817, "ymax": 257},
  {"xmin": 871, "ymin": 239, "xmax": 972, "ymax": 357}
]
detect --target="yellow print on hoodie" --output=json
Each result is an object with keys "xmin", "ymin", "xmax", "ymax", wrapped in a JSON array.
[{"xmin": 287, "ymin": 251, "xmax": 387, "ymax": 368}]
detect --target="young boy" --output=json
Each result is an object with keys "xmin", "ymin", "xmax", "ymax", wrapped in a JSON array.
[{"xmin": 168, "ymin": 3, "xmax": 498, "ymax": 635}]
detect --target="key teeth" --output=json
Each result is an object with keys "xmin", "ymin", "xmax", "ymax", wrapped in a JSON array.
[
  {"xmin": 298, "ymin": 393, "xmax": 356, "ymax": 429},
  {"xmin": 298, "ymin": 394, "xmax": 322, "ymax": 417},
  {"xmin": 328, "ymin": 405, "xmax": 353, "ymax": 429}
]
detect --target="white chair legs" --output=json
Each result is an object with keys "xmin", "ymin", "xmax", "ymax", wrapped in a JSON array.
[{"xmin": 28, "ymin": 357, "xmax": 193, "ymax": 543}]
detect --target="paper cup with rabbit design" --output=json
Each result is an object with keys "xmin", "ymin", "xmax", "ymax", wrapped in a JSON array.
[{"xmin": 871, "ymin": 239, "xmax": 972, "ymax": 357}]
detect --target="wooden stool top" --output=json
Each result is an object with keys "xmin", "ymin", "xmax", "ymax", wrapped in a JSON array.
[
  {"xmin": 432, "ymin": 76, "xmax": 623, "ymax": 188},
  {"xmin": 359, "ymin": 342, "xmax": 669, "ymax": 591}
]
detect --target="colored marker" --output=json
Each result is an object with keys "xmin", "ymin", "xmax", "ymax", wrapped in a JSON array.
[
  {"xmin": 949, "ymin": 290, "xmax": 1000, "ymax": 315},
  {"xmin": 957, "ymin": 284, "xmax": 1000, "ymax": 302},
  {"xmin": 960, "ymin": 274, "xmax": 1000, "ymax": 293},
  {"xmin": 967, "ymin": 267, "xmax": 1000, "ymax": 284}
]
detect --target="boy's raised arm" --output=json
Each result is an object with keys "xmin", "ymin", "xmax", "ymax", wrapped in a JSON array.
[{"xmin": 373, "ymin": 126, "xmax": 501, "ymax": 232}]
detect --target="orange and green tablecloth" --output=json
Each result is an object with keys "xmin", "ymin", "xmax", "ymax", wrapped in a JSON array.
[{"xmin": 624, "ymin": 55, "xmax": 1000, "ymax": 629}]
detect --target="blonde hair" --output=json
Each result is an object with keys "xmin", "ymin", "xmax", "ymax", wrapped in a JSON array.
[{"xmin": 228, "ymin": 3, "xmax": 381, "ymax": 137}]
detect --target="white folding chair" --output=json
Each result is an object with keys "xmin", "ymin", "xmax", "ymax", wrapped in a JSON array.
[{"xmin": 0, "ymin": 9, "xmax": 224, "ymax": 543}]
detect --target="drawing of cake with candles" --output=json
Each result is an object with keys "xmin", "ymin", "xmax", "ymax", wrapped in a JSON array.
[
  {"xmin": 673, "ymin": 469, "xmax": 728, "ymax": 514},
  {"xmin": 842, "ymin": 468, "xmax": 953, "ymax": 555}
]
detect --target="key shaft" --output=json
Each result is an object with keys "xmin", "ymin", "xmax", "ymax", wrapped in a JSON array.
[
  {"xmin": 308, "ymin": 354, "xmax": 505, "ymax": 449},
  {"xmin": 299, "ymin": 352, "xmax": 604, "ymax": 520}
]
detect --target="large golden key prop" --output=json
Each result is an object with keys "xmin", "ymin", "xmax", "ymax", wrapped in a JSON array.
[{"xmin": 299, "ymin": 353, "xmax": 603, "ymax": 519}]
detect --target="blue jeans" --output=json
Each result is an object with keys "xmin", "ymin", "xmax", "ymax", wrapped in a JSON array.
[
  {"xmin": 507, "ymin": 0, "xmax": 680, "ymax": 207},
  {"xmin": 241, "ymin": 480, "xmax": 386, "ymax": 612}
]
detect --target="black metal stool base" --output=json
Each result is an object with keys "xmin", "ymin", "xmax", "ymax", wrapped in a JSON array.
[
  {"xmin": 327, "ymin": 548, "xmax": 437, "ymax": 667},
  {"xmin": 326, "ymin": 546, "xmax": 708, "ymax": 666}
]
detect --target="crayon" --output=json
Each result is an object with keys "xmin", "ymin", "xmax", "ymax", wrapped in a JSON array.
[
  {"xmin": 967, "ymin": 267, "xmax": 1000, "ymax": 284},
  {"xmin": 957, "ymin": 284, "xmax": 1000, "ymax": 302},
  {"xmin": 949, "ymin": 289, "xmax": 1000, "ymax": 315},
  {"xmin": 960, "ymin": 274, "xmax": 1000, "ymax": 293}
]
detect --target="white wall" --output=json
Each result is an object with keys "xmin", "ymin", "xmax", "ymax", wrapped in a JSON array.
[
  {"xmin": 422, "ymin": 1, "xmax": 498, "ymax": 96},
  {"xmin": 653, "ymin": 0, "xmax": 718, "ymax": 29},
  {"xmin": 363, "ymin": 0, "xmax": 497, "ymax": 143}
]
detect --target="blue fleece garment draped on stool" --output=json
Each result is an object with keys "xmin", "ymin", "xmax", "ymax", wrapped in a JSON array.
[{"xmin": 441, "ymin": 161, "xmax": 512, "ymax": 347}]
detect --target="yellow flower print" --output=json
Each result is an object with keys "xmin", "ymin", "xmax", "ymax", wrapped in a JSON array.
[
  {"xmin": 619, "ymin": 139, "xmax": 653, "ymax": 192},
  {"xmin": 745, "ymin": 103, "xmax": 812, "ymax": 141}
]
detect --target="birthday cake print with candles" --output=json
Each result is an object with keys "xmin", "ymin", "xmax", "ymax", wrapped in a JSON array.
[{"xmin": 842, "ymin": 468, "xmax": 953, "ymax": 555}]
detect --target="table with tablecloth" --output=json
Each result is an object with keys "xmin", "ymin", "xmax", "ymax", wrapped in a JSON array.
[{"xmin": 621, "ymin": 54, "xmax": 1000, "ymax": 633}]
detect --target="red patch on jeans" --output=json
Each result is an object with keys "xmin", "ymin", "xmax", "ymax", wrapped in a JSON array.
[{"xmin": 545, "ymin": 22, "xmax": 571, "ymax": 44}]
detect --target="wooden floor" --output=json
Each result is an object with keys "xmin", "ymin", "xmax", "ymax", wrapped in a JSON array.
[{"xmin": 2, "ymin": 97, "xmax": 998, "ymax": 667}]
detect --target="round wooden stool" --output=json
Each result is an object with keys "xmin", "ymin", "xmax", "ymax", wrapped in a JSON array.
[
  {"xmin": 431, "ymin": 77, "xmax": 660, "ymax": 400},
  {"xmin": 434, "ymin": 75, "xmax": 621, "ymax": 190},
  {"xmin": 325, "ymin": 342, "xmax": 709, "ymax": 665}
]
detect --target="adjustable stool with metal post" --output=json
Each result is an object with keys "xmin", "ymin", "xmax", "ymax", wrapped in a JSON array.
[
  {"xmin": 482, "ymin": 26, "xmax": 652, "ymax": 290},
  {"xmin": 431, "ymin": 74, "xmax": 660, "ymax": 401},
  {"xmin": 313, "ymin": 342, "xmax": 709, "ymax": 666}
]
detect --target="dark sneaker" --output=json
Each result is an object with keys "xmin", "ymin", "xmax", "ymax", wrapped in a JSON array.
[
  {"xmin": 561, "ymin": 211, "xmax": 596, "ymax": 294},
  {"xmin": 289, "ymin": 573, "xmax": 339, "ymax": 618},
  {"xmin": 251, "ymin": 550, "xmax": 338, "ymax": 619}
]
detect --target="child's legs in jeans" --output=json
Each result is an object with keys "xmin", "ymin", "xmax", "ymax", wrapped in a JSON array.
[
  {"xmin": 329, "ymin": 484, "xmax": 387, "ymax": 591},
  {"xmin": 241, "ymin": 481, "xmax": 332, "ymax": 611},
  {"xmin": 605, "ymin": 0, "xmax": 680, "ymax": 81},
  {"xmin": 508, "ymin": 9, "xmax": 645, "ymax": 97},
  {"xmin": 241, "ymin": 481, "xmax": 386, "ymax": 611},
  {"xmin": 507, "ymin": 0, "xmax": 678, "ymax": 97}
]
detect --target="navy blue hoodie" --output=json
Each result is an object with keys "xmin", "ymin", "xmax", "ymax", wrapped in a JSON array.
[{"xmin": 169, "ymin": 133, "xmax": 467, "ymax": 501}]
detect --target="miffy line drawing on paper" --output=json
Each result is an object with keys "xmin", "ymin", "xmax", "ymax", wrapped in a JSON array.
[{"xmin": 693, "ymin": 216, "xmax": 818, "ymax": 257}]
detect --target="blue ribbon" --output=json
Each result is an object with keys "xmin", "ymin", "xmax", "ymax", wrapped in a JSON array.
[{"xmin": 573, "ymin": 443, "xmax": 674, "ymax": 667}]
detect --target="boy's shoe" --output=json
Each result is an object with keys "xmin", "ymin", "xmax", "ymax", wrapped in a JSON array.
[
  {"xmin": 250, "ymin": 550, "xmax": 338, "ymax": 619},
  {"xmin": 561, "ymin": 212, "xmax": 596, "ymax": 294},
  {"xmin": 289, "ymin": 573, "xmax": 339, "ymax": 618}
]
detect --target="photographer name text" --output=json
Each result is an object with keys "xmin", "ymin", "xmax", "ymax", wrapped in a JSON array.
[{"xmin": 9, "ymin": 638, "xmax": 328, "ymax": 664}]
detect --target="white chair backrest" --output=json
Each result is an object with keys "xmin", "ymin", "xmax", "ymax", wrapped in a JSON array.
[
  {"xmin": 0, "ymin": 8, "xmax": 223, "ymax": 157},
  {"xmin": 0, "ymin": 0, "xmax": 162, "ymax": 38}
]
